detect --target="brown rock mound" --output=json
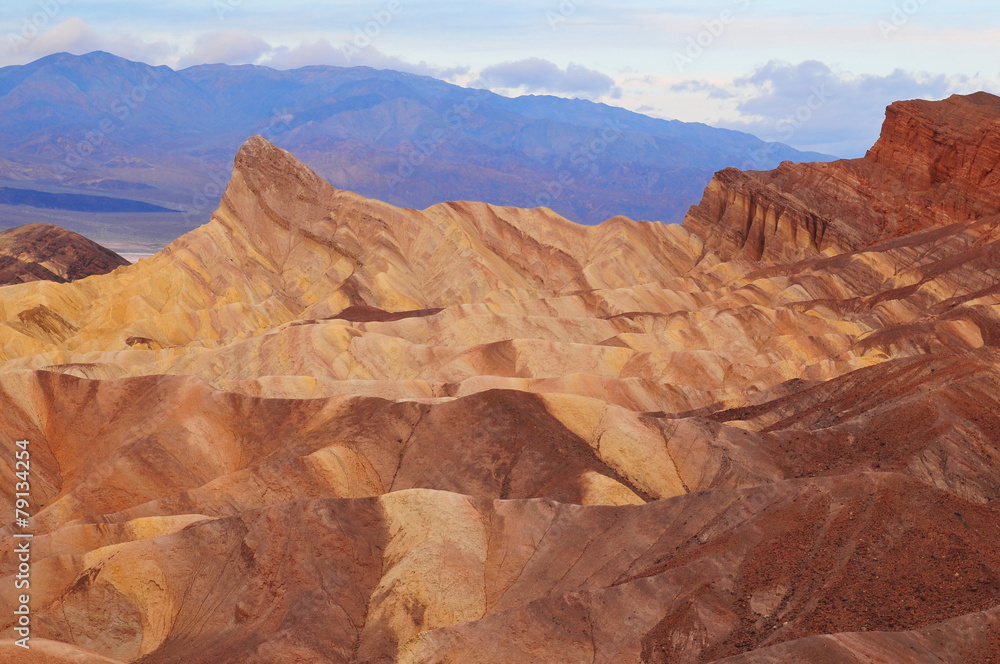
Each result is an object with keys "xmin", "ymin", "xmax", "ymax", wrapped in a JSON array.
[{"xmin": 0, "ymin": 223, "xmax": 129, "ymax": 285}]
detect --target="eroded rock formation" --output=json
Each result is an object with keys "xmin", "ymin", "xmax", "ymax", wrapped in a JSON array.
[
  {"xmin": 2, "ymin": 93, "xmax": 1000, "ymax": 663},
  {"xmin": 684, "ymin": 92, "xmax": 1000, "ymax": 263},
  {"xmin": 0, "ymin": 223, "xmax": 128, "ymax": 285}
]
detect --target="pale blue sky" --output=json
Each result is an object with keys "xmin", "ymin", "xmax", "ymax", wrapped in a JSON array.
[{"xmin": 2, "ymin": 1, "xmax": 998, "ymax": 155}]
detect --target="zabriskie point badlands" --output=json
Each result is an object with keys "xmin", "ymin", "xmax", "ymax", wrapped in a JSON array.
[{"xmin": 3, "ymin": 91, "xmax": 1000, "ymax": 663}]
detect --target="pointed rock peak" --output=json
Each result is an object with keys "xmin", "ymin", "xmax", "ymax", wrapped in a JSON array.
[
  {"xmin": 233, "ymin": 136, "xmax": 318, "ymax": 182},
  {"xmin": 213, "ymin": 135, "xmax": 383, "ymax": 249},
  {"xmin": 225, "ymin": 135, "xmax": 335, "ymax": 211},
  {"xmin": 236, "ymin": 134, "xmax": 284, "ymax": 160}
]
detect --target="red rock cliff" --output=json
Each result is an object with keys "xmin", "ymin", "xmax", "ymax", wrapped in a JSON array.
[{"xmin": 684, "ymin": 92, "xmax": 1000, "ymax": 263}]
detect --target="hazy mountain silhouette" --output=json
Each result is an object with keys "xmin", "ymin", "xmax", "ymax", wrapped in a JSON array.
[{"xmin": 0, "ymin": 51, "xmax": 832, "ymax": 244}]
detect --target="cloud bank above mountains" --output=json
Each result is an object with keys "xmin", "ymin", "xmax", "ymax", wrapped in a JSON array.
[
  {"xmin": 680, "ymin": 61, "xmax": 985, "ymax": 156},
  {"xmin": 477, "ymin": 58, "xmax": 620, "ymax": 98},
  {"xmin": 3, "ymin": 2, "xmax": 1000, "ymax": 156}
]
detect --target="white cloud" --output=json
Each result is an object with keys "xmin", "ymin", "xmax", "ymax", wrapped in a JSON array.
[
  {"xmin": 1, "ymin": 18, "xmax": 172, "ymax": 66},
  {"xmin": 176, "ymin": 30, "xmax": 270, "ymax": 69},
  {"xmin": 674, "ymin": 61, "xmax": 999, "ymax": 156},
  {"xmin": 475, "ymin": 58, "xmax": 620, "ymax": 99},
  {"xmin": 258, "ymin": 39, "xmax": 345, "ymax": 70},
  {"xmin": 259, "ymin": 39, "xmax": 467, "ymax": 79}
]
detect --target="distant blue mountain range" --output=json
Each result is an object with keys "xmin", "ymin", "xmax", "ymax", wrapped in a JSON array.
[{"xmin": 0, "ymin": 51, "xmax": 834, "ymax": 243}]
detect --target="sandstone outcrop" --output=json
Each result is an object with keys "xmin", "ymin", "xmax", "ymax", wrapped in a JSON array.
[{"xmin": 684, "ymin": 92, "xmax": 1000, "ymax": 263}]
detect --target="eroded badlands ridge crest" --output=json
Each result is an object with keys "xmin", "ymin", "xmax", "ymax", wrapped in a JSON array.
[{"xmin": 2, "ymin": 93, "xmax": 1000, "ymax": 663}]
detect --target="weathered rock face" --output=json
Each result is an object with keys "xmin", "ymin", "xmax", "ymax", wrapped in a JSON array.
[
  {"xmin": 867, "ymin": 92, "xmax": 1000, "ymax": 210},
  {"xmin": 2, "ymin": 94, "xmax": 1000, "ymax": 664},
  {"xmin": 0, "ymin": 223, "xmax": 129, "ymax": 285},
  {"xmin": 684, "ymin": 92, "xmax": 1000, "ymax": 263},
  {"xmin": 709, "ymin": 605, "xmax": 1000, "ymax": 664}
]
